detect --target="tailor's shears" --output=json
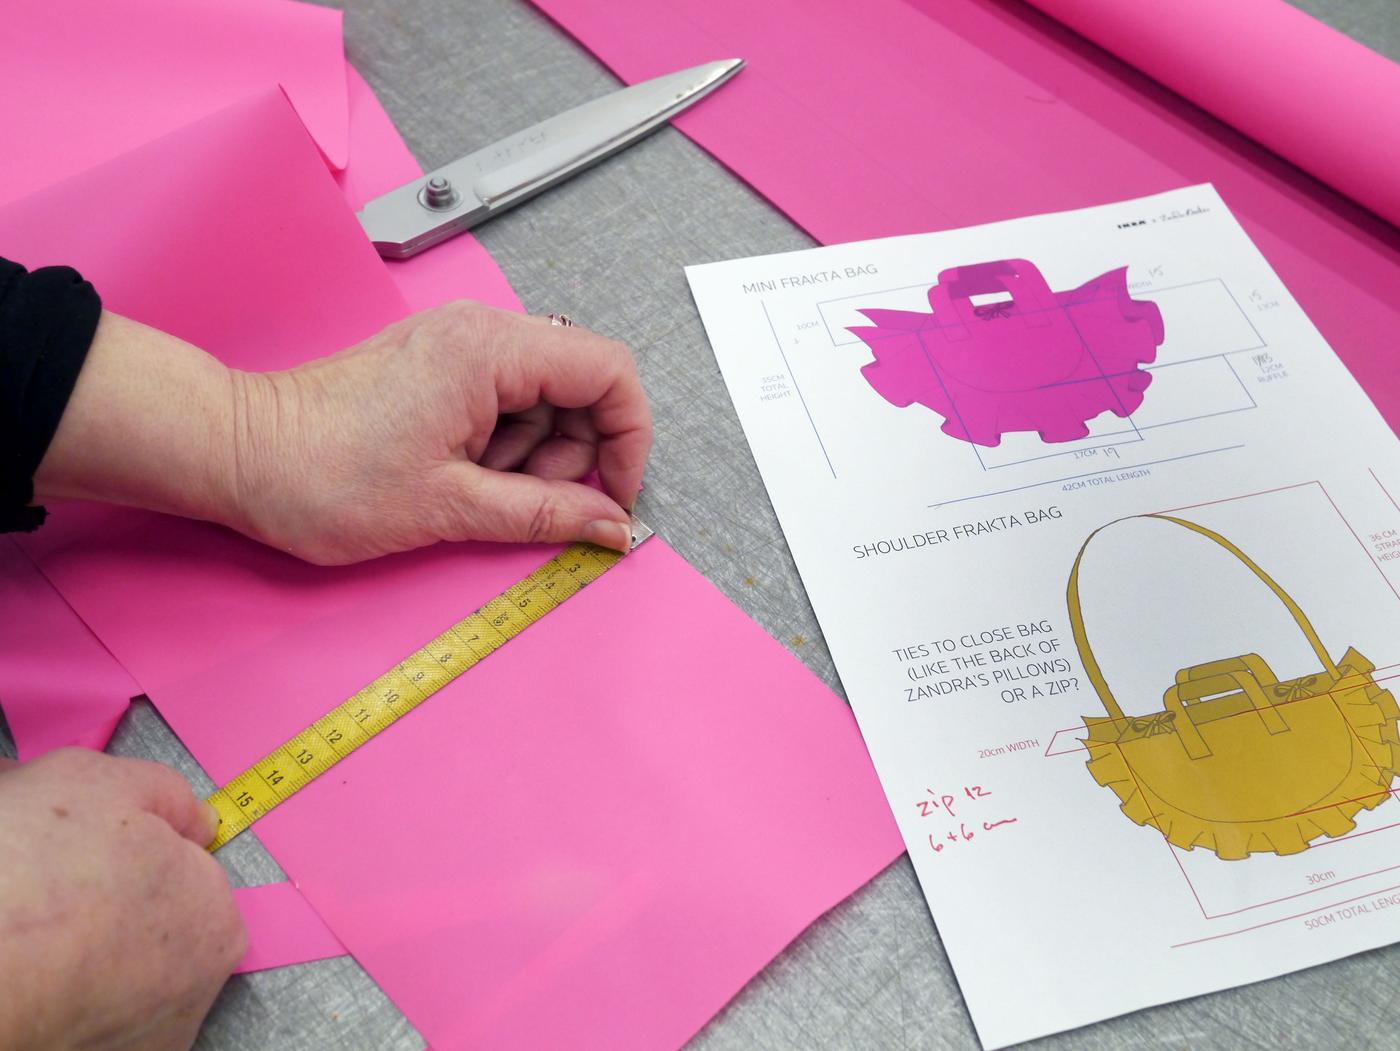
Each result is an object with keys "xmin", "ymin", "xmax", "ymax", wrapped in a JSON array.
[{"xmin": 356, "ymin": 59, "xmax": 743, "ymax": 259}]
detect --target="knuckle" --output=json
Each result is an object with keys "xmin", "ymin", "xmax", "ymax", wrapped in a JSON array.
[
  {"xmin": 133, "ymin": 756, "xmax": 195, "ymax": 800},
  {"xmin": 189, "ymin": 851, "xmax": 247, "ymax": 966},
  {"xmin": 216, "ymin": 901, "xmax": 250, "ymax": 969},
  {"xmin": 39, "ymin": 746, "xmax": 88, "ymax": 769},
  {"xmin": 525, "ymin": 498, "xmax": 558, "ymax": 544},
  {"xmin": 36, "ymin": 746, "xmax": 104, "ymax": 779},
  {"xmin": 130, "ymin": 809, "xmax": 180, "ymax": 851},
  {"xmin": 443, "ymin": 301, "xmax": 511, "ymax": 376},
  {"xmin": 441, "ymin": 298, "xmax": 486, "ymax": 324},
  {"xmin": 294, "ymin": 542, "xmax": 346, "ymax": 568},
  {"xmin": 444, "ymin": 299, "xmax": 496, "ymax": 338},
  {"xmin": 602, "ymin": 337, "xmax": 633, "ymax": 367}
]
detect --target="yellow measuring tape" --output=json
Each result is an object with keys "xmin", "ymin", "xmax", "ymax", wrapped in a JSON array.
[{"xmin": 206, "ymin": 522, "xmax": 650, "ymax": 850}]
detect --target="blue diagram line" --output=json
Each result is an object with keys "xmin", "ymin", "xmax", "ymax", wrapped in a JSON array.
[
  {"xmin": 927, "ymin": 444, "xmax": 1246, "ymax": 509},
  {"xmin": 762, "ymin": 299, "xmax": 836, "ymax": 479},
  {"xmin": 1063, "ymin": 308, "xmax": 1145, "ymax": 441},
  {"xmin": 976, "ymin": 348, "xmax": 1261, "ymax": 471},
  {"xmin": 820, "ymin": 275, "xmax": 1263, "ymax": 350},
  {"xmin": 981, "ymin": 401, "xmax": 1255, "ymax": 472},
  {"xmin": 1138, "ymin": 405, "xmax": 1255, "ymax": 432},
  {"xmin": 1034, "ymin": 347, "xmax": 1266, "ymax": 390},
  {"xmin": 1222, "ymin": 355, "xmax": 1258, "ymax": 409},
  {"xmin": 911, "ymin": 326, "xmax": 990, "ymax": 472},
  {"xmin": 1220, "ymin": 282, "xmax": 1267, "ymax": 347},
  {"xmin": 983, "ymin": 432, "xmax": 1140, "ymax": 470}
]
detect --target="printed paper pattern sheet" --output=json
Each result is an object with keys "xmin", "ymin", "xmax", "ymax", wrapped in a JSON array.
[{"xmin": 686, "ymin": 185, "xmax": 1400, "ymax": 1048}]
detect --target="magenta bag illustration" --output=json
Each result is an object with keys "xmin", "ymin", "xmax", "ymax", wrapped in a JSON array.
[{"xmin": 848, "ymin": 259, "xmax": 1164, "ymax": 447}]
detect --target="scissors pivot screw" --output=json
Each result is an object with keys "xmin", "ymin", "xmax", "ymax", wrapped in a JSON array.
[
  {"xmin": 358, "ymin": 59, "xmax": 745, "ymax": 258},
  {"xmin": 419, "ymin": 176, "xmax": 461, "ymax": 211}
]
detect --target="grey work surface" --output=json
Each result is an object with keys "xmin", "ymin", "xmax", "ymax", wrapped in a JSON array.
[{"xmin": 5, "ymin": 1, "xmax": 1400, "ymax": 1048}]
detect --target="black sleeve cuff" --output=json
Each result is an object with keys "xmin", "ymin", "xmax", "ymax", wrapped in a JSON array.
[{"xmin": 0, "ymin": 256, "xmax": 102, "ymax": 532}]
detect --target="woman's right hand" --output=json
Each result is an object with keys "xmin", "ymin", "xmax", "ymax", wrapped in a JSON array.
[{"xmin": 0, "ymin": 749, "xmax": 245, "ymax": 1051}]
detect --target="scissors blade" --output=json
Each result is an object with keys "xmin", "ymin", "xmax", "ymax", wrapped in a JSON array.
[{"xmin": 357, "ymin": 58, "xmax": 744, "ymax": 259}]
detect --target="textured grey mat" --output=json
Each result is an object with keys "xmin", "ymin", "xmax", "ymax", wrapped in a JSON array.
[{"xmin": 4, "ymin": 1, "xmax": 1399, "ymax": 1047}]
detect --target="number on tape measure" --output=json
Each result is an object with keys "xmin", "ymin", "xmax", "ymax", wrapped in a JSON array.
[{"xmin": 205, "ymin": 537, "xmax": 632, "ymax": 850}]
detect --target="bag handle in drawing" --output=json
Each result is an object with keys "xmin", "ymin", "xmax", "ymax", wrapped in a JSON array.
[
  {"xmin": 1067, "ymin": 514, "xmax": 1339, "ymax": 722},
  {"xmin": 1164, "ymin": 667, "xmax": 1291, "ymax": 758},
  {"xmin": 928, "ymin": 259, "xmax": 1057, "ymax": 340}
]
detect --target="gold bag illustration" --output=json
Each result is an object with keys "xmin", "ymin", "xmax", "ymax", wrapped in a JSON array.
[{"xmin": 1070, "ymin": 515, "xmax": 1400, "ymax": 860}]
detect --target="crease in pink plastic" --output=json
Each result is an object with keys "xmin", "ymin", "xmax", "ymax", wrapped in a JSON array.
[
  {"xmin": 232, "ymin": 883, "xmax": 348, "ymax": 974},
  {"xmin": 0, "ymin": 0, "xmax": 349, "ymax": 205},
  {"xmin": 0, "ymin": 56, "xmax": 522, "ymax": 761},
  {"xmin": 850, "ymin": 260, "xmax": 1162, "ymax": 446},
  {"xmin": 0, "ymin": 539, "xmax": 139, "ymax": 760},
  {"xmin": 2, "ymin": 50, "xmax": 545, "ymax": 990},
  {"xmin": 335, "ymin": 65, "xmax": 524, "ymax": 315},
  {"xmin": 0, "ymin": 89, "xmax": 903, "ymax": 1051},
  {"xmin": 0, "ymin": 0, "xmax": 350, "ymax": 756}
]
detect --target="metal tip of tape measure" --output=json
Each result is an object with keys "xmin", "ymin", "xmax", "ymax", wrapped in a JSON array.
[{"xmin": 629, "ymin": 516, "xmax": 653, "ymax": 550}]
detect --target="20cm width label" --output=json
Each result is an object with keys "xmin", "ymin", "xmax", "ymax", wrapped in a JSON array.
[{"xmin": 205, "ymin": 539, "xmax": 630, "ymax": 850}]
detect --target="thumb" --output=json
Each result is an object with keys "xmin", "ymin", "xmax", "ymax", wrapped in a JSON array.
[
  {"xmin": 451, "ymin": 465, "xmax": 633, "ymax": 552},
  {"xmin": 110, "ymin": 756, "xmax": 221, "ymax": 847}
]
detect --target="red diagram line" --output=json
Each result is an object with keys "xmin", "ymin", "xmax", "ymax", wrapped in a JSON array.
[
  {"xmin": 1371, "ymin": 467, "xmax": 1400, "ymax": 516},
  {"xmin": 1171, "ymin": 880, "xmax": 1400, "ymax": 949},
  {"xmin": 1044, "ymin": 666, "xmax": 1400, "ymax": 759},
  {"xmin": 1319, "ymin": 480, "xmax": 1400, "ymax": 605},
  {"xmin": 1159, "ymin": 480, "xmax": 1319, "ymax": 516},
  {"xmin": 1106, "ymin": 677, "xmax": 1400, "ymax": 921},
  {"xmin": 1046, "ymin": 480, "xmax": 1400, "ymax": 925}
]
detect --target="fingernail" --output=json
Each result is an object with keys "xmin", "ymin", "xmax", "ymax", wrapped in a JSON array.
[
  {"xmin": 582, "ymin": 519, "xmax": 631, "ymax": 553},
  {"xmin": 202, "ymin": 800, "xmax": 222, "ymax": 843}
]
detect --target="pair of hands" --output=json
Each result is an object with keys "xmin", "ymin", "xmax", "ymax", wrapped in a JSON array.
[{"xmin": 7, "ymin": 301, "xmax": 652, "ymax": 1049}]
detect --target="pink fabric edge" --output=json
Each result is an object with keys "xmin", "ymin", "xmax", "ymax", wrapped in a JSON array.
[
  {"xmin": 0, "ymin": 538, "xmax": 138, "ymax": 761},
  {"xmin": 233, "ymin": 882, "xmax": 348, "ymax": 974}
]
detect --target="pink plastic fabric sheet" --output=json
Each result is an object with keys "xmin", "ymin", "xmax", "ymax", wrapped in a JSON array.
[
  {"xmin": 0, "ymin": 89, "xmax": 902, "ymax": 1050},
  {"xmin": 0, "ymin": 0, "xmax": 349, "ymax": 205},
  {"xmin": 336, "ymin": 65, "xmax": 524, "ymax": 316},
  {"xmin": 232, "ymin": 883, "xmax": 347, "ymax": 975},
  {"xmin": 0, "ymin": 57, "xmax": 520, "ymax": 762},
  {"xmin": 4, "ymin": 48, "xmax": 605, "ymax": 991},
  {"xmin": 529, "ymin": 0, "xmax": 1400, "ymax": 434},
  {"xmin": 0, "ymin": 0, "xmax": 353, "ymax": 754},
  {"xmin": 0, "ymin": 539, "xmax": 138, "ymax": 760},
  {"xmin": 1020, "ymin": 0, "xmax": 1400, "ymax": 231}
]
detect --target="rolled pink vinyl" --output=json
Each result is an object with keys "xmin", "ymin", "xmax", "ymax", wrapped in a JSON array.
[{"xmin": 1019, "ymin": 0, "xmax": 1400, "ymax": 229}]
